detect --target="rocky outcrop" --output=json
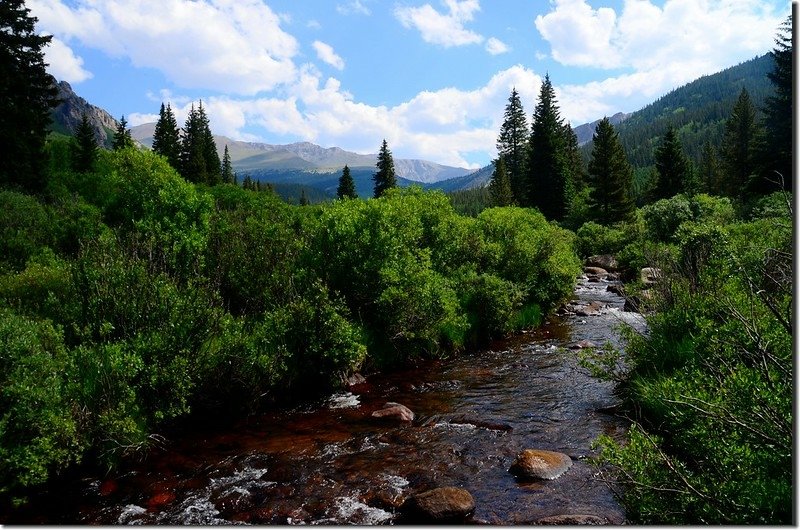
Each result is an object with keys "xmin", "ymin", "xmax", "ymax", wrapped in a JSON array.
[
  {"xmin": 371, "ymin": 402, "xmax": 414, "ymax": 422},
  {"xmin": 51, "ymin": 80, "xmax": 119, "ymax": 147},
  {"xmin": 509, "ymin": 449, "xmax": 572, "ymax": 480},
  {"xmin": 402, "ymin": 487, "xmax": 475, "ymax": 522},
  {"xmin": 585, "ymin": 255, "xmax": 619, "ymax": 272}
]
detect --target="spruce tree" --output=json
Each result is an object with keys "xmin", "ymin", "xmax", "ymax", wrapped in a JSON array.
[
  {"xmin": 488, "ymin": 158, "xmax": 513, "ymax": 206},
  {"xmin": 221, "ymin": 144, "xmax": 234, "ymax": 184},
  {"xmin": 653, "ymin": 126, "xmax": 691, "ymax": 200},
  {"xmin": 373, "ymin": 139, "xmax": 397, "ymax": 198},
  {"xmin": 586, "ymin": 117, "xmax": 635, "ymax": 225},
  {"xmin": 299, "ymin": 189, "xmax": 309, "ymax": 205},
  {"xmin": 563, "ymin": 123, "xmax": 585, "ymax": 191},
  {"xmin": 152, "ymin": 102, "xmax": 181, "ymax": 170},
  {"xmin": 720, "ymin": 88, "xmax": 759, "ymax": 198},
  {"xmin": 198, "ymin": 101, "xmax": 221, "ymax": 185},
  {"xmin": 698, "ymin": 141, "xmax": 722, "ymax": 195},
  {"xmin": 527, "ymin": 74, "xmax": 569, "ymax": 220},
  {"xmin": 112, "ymin": 115, "xmax": 134, "ymax": 150},
  {"xmin": 496, "ymin": 87, "xmax": 529, "ymax": 202},
  {"xmin": 756, "ymin": 15, "xmax": 792, "ymax": 191},
  {"xmin": 71, "ymin": 112, "xmax": 97, "ymax": 173},
  {"xmin": 180, "ymin": 104, "xmax": 206, "ymax": 183},
  {"xmin": 337, "ymin": 164, "xmax": 357, "ymax": 199},
  {"xmin": 0, "ymin": 0, "xmax": 59, "ymax": 193}
]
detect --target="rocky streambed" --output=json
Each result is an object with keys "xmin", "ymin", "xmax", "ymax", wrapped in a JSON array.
[{"xmin": 5, "ymin": 271, "xmax": 646, "ymax": 525}]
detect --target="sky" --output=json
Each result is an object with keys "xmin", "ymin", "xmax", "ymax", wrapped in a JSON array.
[{"xmin": 30, "ymin": 0, "xmax": 789, "ymax": 169}]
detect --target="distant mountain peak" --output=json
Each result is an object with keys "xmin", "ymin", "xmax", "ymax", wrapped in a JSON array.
[{"xmin": 50, "ymin": 80, "xmax": 119, "ymax": 146}]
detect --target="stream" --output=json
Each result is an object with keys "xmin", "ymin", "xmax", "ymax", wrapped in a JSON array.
[{"xmin": 5, "ymin": 273, "xmax": 646, "ymax": 525}]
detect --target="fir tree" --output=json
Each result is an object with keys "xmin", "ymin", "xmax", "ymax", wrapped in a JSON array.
[
  {"xmin": 0, "ymin": 0, "xmax": 59, "ymax": 193},
  {"xmin": 71, "ymin": 113, "xmax": 97, "ymax": 173},
  {"xmin": 698, "ymin": 141, "xmax": 723, "ymax": 195},
  {"xmin": 221, "ymin": 144, "xmax": 234, "ymax": 184},
  {"xmin": 756, "ymin": 15, "xmax": 792, "ymax": 192},
  {"xmin": 720, "ymin": 88, "xmax": 759, "ymax": 198},
  {"xmin": 373, "ymin": 139, "xmax": 397, "ymax": 198},
  {"xmin": 563, "ymin": 123, "xmax": 585, "ymax": 192},
  {"xmin": 527, "ymin": 74, "xmax": 569, "ymax": 220},
  {"xmin": 586, "ymin": 117, "xmax": 635, "ymax": 225},
  {"xmin": 198, "ymin": 101, "xmax": 221, "ymax": 185},
  {"xmin": 152, "ymin": 102, "xmax": 181, "ymax": 170},
  {"xmin": 112, "ymin": 115, "xmax": 134, "ymax": 150},
  {"xmin": 337, "ymin": 164, "xmax": 357, "ymax": 199},
  {"xmin": 488, "ymin": 158, "xmax": 513, "ymax": 206},
  {"xmin": 653, "ymin": 126, "xmax": 691, "ymax": 200},
  {"xmin": 496, "ymin": 87, "xmax": 529, "ymax": 202},
  {"xmin": 299, "ymin": 189, "xmax": 309, "ymax": 205}
]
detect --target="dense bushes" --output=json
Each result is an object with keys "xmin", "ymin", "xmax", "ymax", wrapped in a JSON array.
[
  {"xmin": 593, "ymin": 197, "xmax": 792, "ymax": 524},
  {"xmin": 0, "ymin": 147, "xmax": 581, "ymax": 499}
]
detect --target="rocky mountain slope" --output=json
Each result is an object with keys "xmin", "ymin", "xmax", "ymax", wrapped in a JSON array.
[{"xmin": 49, "ymin": 81, "xmax": 118, "ymax": 147}]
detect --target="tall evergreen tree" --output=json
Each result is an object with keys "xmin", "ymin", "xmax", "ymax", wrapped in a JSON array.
[
  {"xmin": 563, "ymin": 123, "xmax": 585, "ymax": 191},
  {"xmin": 698, "ymin": 141, "xmax": 723, "ymax": 195},
  {"xmin": 152, "ymin": 102, "xmax": 181, "ymax": 170},
  {"xmin": 71, "ymin": 112, "xmax": 97, "ymax": 173},
  {"xmin": 756, "ymin": 15, "xmax": 792, "ymax": 192},
  {"xmin": 0, "ymin": 0, "xmax": 59, "ymax": 193},
  {"xmin": 180, "ymin": 104, "xmax": 205, "ymax": 183},
  {"xmin": 720, "ymin": 88, "xmax": 759, "ymax": 198},
  {"xmin": 586, "ymin": 117, "xmax": 635, "ymax": 225},
  {"xmin": 488, "ymin": 158, "xmax": 514, "ymax": 206},
  {"xmin": 112, "ymin": 115, "xmax": 134, "ymax": 150},
  {"xmin": 337, "ymin": 164, "xmax": 357, "ymax": 199},
  {"xmin": 496, "ymin": 87, "xmax": 529, "ymax": 202},
  {"xmin": 373, "ymin": 139, "xmax": 397, "ymax": 198},
  {"xmin": 221, "ymin": 144, "xmax": 234, "ymax": 184},
  {"xmin": 198, "ymin": 101, "xmax": 221, "ymax": 185},
  {"xmin": 527, "ymin": 74, "xmax": 569, "ymax": 220},
  {"xmin": 653, "ymin": 126, "xmax": 691, "ymax": 199},
  {"xmin": 299, "ymin": 188, "xmax": 309, "ymax": 206}
]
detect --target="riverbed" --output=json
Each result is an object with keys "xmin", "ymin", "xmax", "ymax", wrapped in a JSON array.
[{"xmin": 5, "ymin": 274, "xmax": 645, "ymax": 524}]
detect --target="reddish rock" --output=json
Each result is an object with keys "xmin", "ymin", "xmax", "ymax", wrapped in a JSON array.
[
  {"xmin": 404, "ymin": 487, "xmax": 475, "ymax": 522},
  {"xmin": 510, "ymin": 449, "xmax": 573, "ymax": 480},
  {"xmin": 537, "ymin": 514, "xmax": 608, "ymax": 525},
  {"xmin": 371, "ymin": 402, "xmax": 414, "ymax": 422},
  {"xmin": 568, "ymin": 339, "xmax": 596, "ymax": 350},
  {"xmin": 583, "ymin": 266, "xmax": 608, "ymax": 277},
  {"xmin": 146, "ymin": 490, "xmax": 176, "ymax": 509},
  {"xmin": 98, "ymin": 479, "xmax": 117, "ymax": 496}
]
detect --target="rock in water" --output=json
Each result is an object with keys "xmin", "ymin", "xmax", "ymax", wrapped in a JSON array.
[
  {"xmin": 510, "ymin": 449, "xmax": 573, "ymax": 480},
  {"xmin": 537, "ymin": 514, "xmax": 608, "ymax": 525},
  {"xmin": 371, "ymin": 402, "xmax": 414, "ymax": 422},
  {"xmin": 404, "ymin": 487, "xmax": 475, "ymax": 522},
  {"xmin": 586, "ymin": 254, "xmax": 619, "ymax": 272}
]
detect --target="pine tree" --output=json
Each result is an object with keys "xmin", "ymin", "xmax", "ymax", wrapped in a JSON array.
[
  {"xmin": 488, "ymin": 158, "xmax": 513, "ymax": 206},
  {"xmin": 0, "ymin": 0, "xmax": 59, "ymax": 193},
  {"xmin": 653, "ymin": 126, "xmax": 691, "ymax": 200},
  {"xmin": 586, "ymin": 117, "xmax": 635, "ymax": 225},
  {"xmin": 71, "ymin": 113, "xmax": 97, "ymax": 173},
  {"xmin": 180, "ymin": 104, "xmax": 207, "ymax": 183},
  {"xmin": 221, "ymin": 144, "xmax": 234, "ymax": 184},
  {"xmin": 373, "ymin": 139, "xmax": 397, "ymax": 198},
  {"xmin": 152, "ymin": 102, "xmax": 181, "ymax": 170},
  {"xmin": 112, "ymin": 115, "xmax": 134, "ymax": 150},
  {"xmin": 496, "ymin": 87, "xmax": 529, "ymax": 202},
  {"xmin": 563, "ymin": 123, "xmax": 585, "ymax": 191},
  {"xmin": 527, "ymin": 74, "xmax": 569, "ymax": 220},
  {"xmin": 756, "ymin": 15, "xmax": 792, "ymax": 192},
  {"xmin": 720, "ymin": 88, "xmax": 759, "ymax": 198},
  {"xmin": 299, "ymin": 189, "xmax": 309, "ymax": 205},
  {"xmin": 698, "ymin": 141, "xmax": 723, "ymax": 195},
  {"xmin": 337, "ymin": 164, "xmax": 357, "ymax": 199},
  {"xmin": 198, "ymin": 101, "xmax": 221, "ymax": 185}
]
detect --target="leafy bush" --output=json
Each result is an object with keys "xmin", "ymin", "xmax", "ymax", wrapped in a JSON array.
[{"xmin": 0, "ymin": 191, "xmax": 53, "ymax": 272}]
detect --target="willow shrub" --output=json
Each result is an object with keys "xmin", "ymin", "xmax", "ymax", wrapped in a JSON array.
[{"xmin": 594, "ymin": 211, "xmax": 792, "ymax": 524}]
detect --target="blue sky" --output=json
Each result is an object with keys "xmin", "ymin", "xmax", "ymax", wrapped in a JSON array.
[{"xmin": 31, "ymin": 0, "xmax": 788, "ymax": 168}]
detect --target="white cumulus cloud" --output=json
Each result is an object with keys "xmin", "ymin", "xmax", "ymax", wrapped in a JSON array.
[
  {"xmin": 313, "ymin": 41, "xmax": 345, "ymax": 70},
  {"xmin": 394, "ymin": 0, "xmax": 483, "ymax": 48},
  {"xmin": 485, "ymin": 37, "xmax": 510, "ymax": 55},
  {"xmin": 43, "ymin": 36, "xmax": 93, "ymax": 83}
]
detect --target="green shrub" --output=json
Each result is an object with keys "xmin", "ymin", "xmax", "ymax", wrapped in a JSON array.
[{"xmin": 0, "ymin": 191, "xmax": 53, "ymax": 272}]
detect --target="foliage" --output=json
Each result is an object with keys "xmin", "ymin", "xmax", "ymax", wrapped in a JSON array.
[
  {"xmin": 586, "ymin": 118, "xmax": 636, "ymax": 224},
  {"xmin": 488, "ymin": 157, "xmax": 513, "ymax": 206},
  {"xmin": 111, "ymin": 115, "xmax": 134, "ymax": 151},
  {"xmin": 527, "ymin": 74, "xmax": 569, "ymax": 220},
  {"xmin": 496, "ymin": 87, "xmax": 529, "ymax": 202},
  {"xmin": 71, "ymin": 113, "xmax": 98, "ymax": 174},
  {"xmin": 151, "ymin": 103, "xmax": 181, "ymax": 171},
  {"xmin": 373, "ymin": 139, "xmax": 397, "ymax": 198},
  {"xmin": 653, "ymin": 126, "xmax": 693, "ymax": 200},
  {"xmin": 0, "ymin": 0, "xmax": 60, "ymax": 194},
  {"xmin": 336, "ymin": 164, "xmax": 357, "ymax": 199},
  {"xmin": 719, "ymin": 88, "xmax": 761, "ymax": 198},
  {"xmin": 179, "ymin": 102, "xmax": 221, "ymax": 185}
]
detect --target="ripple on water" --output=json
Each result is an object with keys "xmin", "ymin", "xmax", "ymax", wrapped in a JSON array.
[{"xmin": 327, "ymin": 391, "xmax": 361, "ymax": 409}]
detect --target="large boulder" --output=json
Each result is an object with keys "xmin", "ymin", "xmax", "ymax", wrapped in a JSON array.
[
  {"xmin": 586, "ymin": 254, "xmax": 619, "ymax": 272},
  {"xmin": 403, "ymin": 487, "xmax": 475, "ymax": 522},
  {"xmin": 640, "ymin": 267, "xmax": 661, "ymax": 287},
  {"xmin": 509, "ymin": 449, "xmax": 572, "ymax": 480},
  {"xmin": 371, "ymin": 402, "xmax": 414, "ymax": 422}
]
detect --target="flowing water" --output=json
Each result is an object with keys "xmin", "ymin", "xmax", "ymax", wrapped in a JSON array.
[{"xmin": 5, "ymin": 275, "xmax": 646, "ymax": 525}]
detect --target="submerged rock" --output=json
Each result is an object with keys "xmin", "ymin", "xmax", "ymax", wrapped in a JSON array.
[
  {"xmin": 371, "ymin": 402, "xmax": 414, "ymax": 422},
  {"xmin": 403, "ymin": 487, "xmax": 475, "ymax": 522},
  {"xmin": 568, "ymin": 339, "xmax": 596, "ymax": 350},
  {"xmin": 537, "ymin": 514, "xmax": 609, "ymax": 525},
  {"xmin": 510, "ymin": 449, "xmax": 572, "ymax": 480}
]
